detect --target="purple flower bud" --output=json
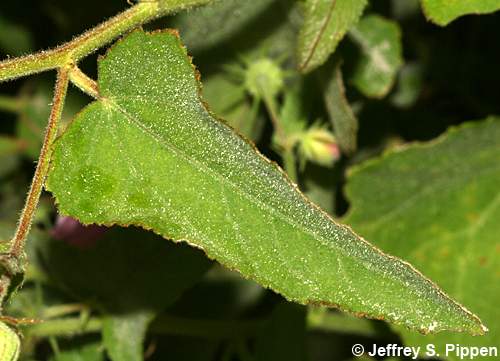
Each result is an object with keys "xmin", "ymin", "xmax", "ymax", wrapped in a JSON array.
[{"xmin": 51, "ymin": 216, "xmax": 107, "ymax": 249}]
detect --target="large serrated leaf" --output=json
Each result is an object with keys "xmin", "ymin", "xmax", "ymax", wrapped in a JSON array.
[
  {"xmin": 345, "ymin": 119, "xmax": 500, "ymax": 358},
  {"xmin": 297, "ymin": 0, "xmax": 367, "ymax": 73},
  {"xmin": 47, "ymin": 30, "xmax": 485, "ymax": 334}
]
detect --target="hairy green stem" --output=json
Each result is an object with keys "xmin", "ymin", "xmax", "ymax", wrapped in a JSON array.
[
  {"xmin": 263, "ymin": 96, "xmax": 285, "ymax": 142},
  {"xmin": 0, "ymin": 0, "xmax": 212, "ymax": 83},
  {"xmin": 9, "ymin": 67, "xmax": 70, "ymax": 258},
  {"xmin": 69, "ymin": 67, "xmax": 99, "ymax": 98}
]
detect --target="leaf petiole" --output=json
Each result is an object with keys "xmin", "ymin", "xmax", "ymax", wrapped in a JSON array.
[
  {"xmin": 7, "ymin": 67, "xmax": 70, "ymax": 260},
  {"xmin": 69, "ymin": 67, "xmax": 99, "ymax": 99}
]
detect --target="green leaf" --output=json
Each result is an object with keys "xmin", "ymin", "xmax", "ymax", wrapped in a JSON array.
[
  {"xmin": 47, "ymin": 30, "xmax": 485, "ymax": 335},
  {"xmin": 420, "ymin": 0, "xmax": 500, "ymax": 26},
  {"xmin": 349, "ymin": 15, "xmax": 403, "ymax": 98},
  {"xmin": 345, "ymin": 118, "xmax": 500, "ymax": 357},
  {"xmin": 102, "ymin": 312, "xmax": 151, "ymax": 361},
  {"xmin": 297, "ymin": 0, "xmax": 367, "ymax": 73},
  {"xmin": 172, "ymin": 0, "xmax": 276, "ymax": 53},
  {"xmin": 321, "ymin": 59, "xmax": 358, "ymax": 154}
]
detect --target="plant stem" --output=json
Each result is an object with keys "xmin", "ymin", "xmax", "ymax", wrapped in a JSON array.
[
  {"xmin": 69, "ymin": 67, "xmax": 99, "ymax": 98},
  {"xmin": 0, "ymin": 0, "xmax": 212, "ymax": 83},
  {"xmin": 42, "ymin": 304, "xmax": 88, "ymax": 319},
  {"xmin": 8, "ymin": 67, "xmax": 70, "ymax": 258},
  {"xmin": 26, "ymin": 317, "xmax": 102, "ymax": 337},
  {"xmin": 262, "ymin": 96, "xmax": 299, "ymax": 183},
  {"xmin": 26, "ymin": 314, "xmax": 265, "ymax": 339},
  {"xmin": 263, "ymin": 96, "xmax": 285, "ymax": 142},
  {"xmin": 27, "ymin": 310, "xmax": 394, "ymax": 340},
  {"xmin": 282, "ymin": 149, "xmax": 298, "ymax": 183}
]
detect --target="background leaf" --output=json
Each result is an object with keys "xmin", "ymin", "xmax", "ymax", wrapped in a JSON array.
[
  {"xmin": 390, "ymin": 63, "xmax": 423, "ymax": 109},
  {"xmin": 102, "ymin": 313, "xmax": 151, "ymax": 361},
  {"xmin": 171, "ymin": 0, "xmax": 277, "ymax": 53},
  {"xmin": 321, "ymin": 58, "xmax": 358, "ymax": 154},
  {"xmin": 255, "ymin": 302, "xmax": 306, "ymax": 361},
  {"xmin": 201, "ymin": 70, "xmax": 264, "ymax": 141},
  {"xmin": 297, "ymin": 0, "xmax": 367, "ymax": 73},
  {"xmin": 349, "ymin": 15, "xmax": 403, "ymax": 98},
  {"xmin": 36, "ymin": 227, "xmax": 211, "ymax": 361},
  {"xmin": 345, "ymin": 118, "xmax": 500, "ymax": 359},
  {"xmin": 420, "ymin": 0, "xmax": 500, "ymax": 26},
  {"xmin": 46, "ymin": 30, "xmax": 485, "ymax": 335}
]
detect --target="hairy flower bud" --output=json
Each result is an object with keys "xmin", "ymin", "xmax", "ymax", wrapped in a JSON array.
[
  {"xmin": 244, "ymin": 58, "xmax": 284, "ymax": 100},
  {"xmin": 299, "ymin": 127, "xmax": 340, "ymax": 166}
]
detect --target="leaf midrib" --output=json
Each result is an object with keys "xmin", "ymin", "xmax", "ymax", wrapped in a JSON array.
[
  {"xmin": 300, "ymin": 0, "xmax": 337, "ymax": 70},
  {"xmin": 106, "ymin": 96, "xmax": 349, "ymax": 256},
  {"xmin": 104, "ymin": 96, "xmax": 376, "ymax": 302}
]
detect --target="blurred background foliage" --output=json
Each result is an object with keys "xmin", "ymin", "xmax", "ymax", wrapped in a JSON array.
[{"xmin": 0, "ymin": 0, "xmax": 499, "ymax": 360}]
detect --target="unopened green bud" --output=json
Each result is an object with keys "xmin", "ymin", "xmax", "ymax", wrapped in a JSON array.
[
  {"xmin": 0, "ymin": 321, "xmax": 20, "ymax": 361},
  {"xmin": 244, "ymin": 58, "xmax": 284, "ymax": 100},
  {"xmin": 300, "ymin": 127, "xmax": 340, "ymax": 166}
]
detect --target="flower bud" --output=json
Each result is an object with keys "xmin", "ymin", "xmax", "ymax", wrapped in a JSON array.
[
  {"xmin": 0, "ymin": 321, "xmax": 20, "ymax": 361},
  {"xmin": 299, "ymin": 127, "xmax": 340, "ymax": 166},
  {"xmin": 244, "ymin": 58, "xmax": 284, "ymax": 100},
  {"xmin": 51, "ymin": 216, "xmax": 107, "ymax": 249}
]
